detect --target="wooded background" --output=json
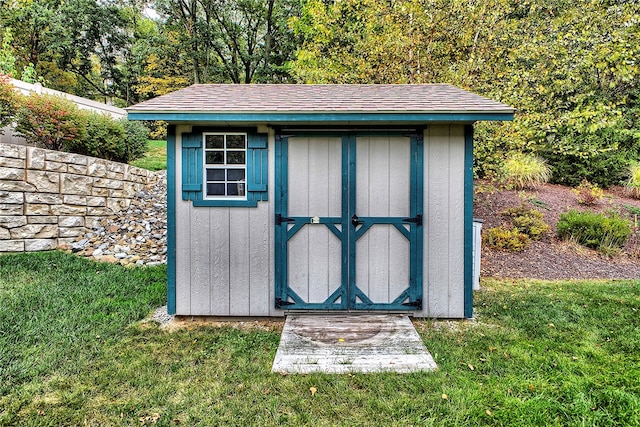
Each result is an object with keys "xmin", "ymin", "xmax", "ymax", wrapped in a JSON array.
[{"xmin": 1, "ymin": 0, "xmax": 638, "ymax": 186}]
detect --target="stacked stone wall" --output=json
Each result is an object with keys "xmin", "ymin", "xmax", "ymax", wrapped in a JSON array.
[{"xmin": 0, "ymin": 142, "xmax": 157, "ymax": 252}]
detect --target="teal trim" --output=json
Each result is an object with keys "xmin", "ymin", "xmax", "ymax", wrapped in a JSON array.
[
  {"xmin": 127, "ymin": 111, "xmax": 514, "ymax": 123},
  {"xmin": 464, "ymin": 125, "xmax": 474, "ymax": 318},
  {"xmin": 166, "ymin": 126, "xmax": 177, "ymax": 315},
  {"xmin": 274, "ymin": 130, "xmax": 423, "ymax": 311},
  {"xmin": 181, "ymin": 133, "xmax": 202, "ymax": 200},
  {"xmin": 413, "ymin": 132, "xmax": 425, "ymax": 308},
  {"xmin": 346, "ymin": 134, "xmax": 357, "ymax": 309},
  {"xmin": 247, "ymin": 133, "xmax": 268, "ymax": 198},
  {"xmin": 181, "ymin": 130, "xmax": 267, "ymax": 207},
  {"xmin": 192, "ymin": 199, "xmax": 258, "ymax": 207}
]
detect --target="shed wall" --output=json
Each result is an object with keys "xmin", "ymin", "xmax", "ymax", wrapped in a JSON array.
[{"xmin": 173, "ymin": 125, "xmax": 467, "ymax": 318}]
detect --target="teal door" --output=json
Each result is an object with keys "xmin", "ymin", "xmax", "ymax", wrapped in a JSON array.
[{"xmin": 275, "ymin": 132, "xmax": 423, "ymax": 310}]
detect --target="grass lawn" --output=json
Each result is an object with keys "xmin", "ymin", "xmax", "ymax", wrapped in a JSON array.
[
  {"xmin": 130, "ymin": 140, "xmax": 166, "ymax": 171},
  {"xmin": 1, "ymin": 252, "xmax": 639, "ymax": 426}
]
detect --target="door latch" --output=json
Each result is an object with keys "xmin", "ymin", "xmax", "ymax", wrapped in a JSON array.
[
  {"xmin": 351, "ymin": 214, "xmax": 362, "ymax": 227},
  {"xmin": 275, "ymin": 214, "xmax": 295, "ymax": 225},
  {"xmin": 402, "ymin": 214, "xmax": 422, "ymax": 226}
]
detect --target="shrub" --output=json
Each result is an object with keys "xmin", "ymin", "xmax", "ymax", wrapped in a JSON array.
[
  {"xmin": 499, "ymin": 152, "xmax": 551, "ymax": 190},
  {"xmin": 121, "ymin": 119, "xmax": 149, "ymax": 163},
  {"xmin": 626, "ymin": 163, "xmax": 640, "ymax": 199},
  {"xmin": 485, "ymin": 226, "xmax": 530, "ymax": 252},
  {"xmin": 65, "ymin": 114, "xmax": 148, "ymax": 163},
  {"xmin": 502, "ymin": 205, "xmax": 550, "ymax": 240},
  {"xmin": 65, "ymin": 111, "xmax": 126, "ymax": 161},
  {"xmin": 557, "ymin": 210, "xmax": 631, "ymax": 252},
  {"xmin": 572, "ymin": 180, "xmax": 604, "ymax": 205},
  {"xmin": 14, "ymin": 94, "xmax": 86, "ymax": 150},
  {"xmin": 0, "ymin": 74, "xmax": 19, "ymax": 129}
]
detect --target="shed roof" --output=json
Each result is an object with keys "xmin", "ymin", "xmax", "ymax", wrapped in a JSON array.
[{"xmin": 127, "ymin": 84, "xmax": 514, "ymax": 124}]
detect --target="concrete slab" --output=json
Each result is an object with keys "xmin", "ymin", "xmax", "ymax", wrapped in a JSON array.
[{"xmin": 271, "ymin": 314, "xmax": 437, "ymax": 374}]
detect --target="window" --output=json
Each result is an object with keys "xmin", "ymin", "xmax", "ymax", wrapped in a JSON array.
[
  {"xmin": 203, "ymin": 133, "xmax": 247, "ymax": 199},
  {"xmin": 181, "ymin": 129, "xmax": 268, "ymax": 207}
]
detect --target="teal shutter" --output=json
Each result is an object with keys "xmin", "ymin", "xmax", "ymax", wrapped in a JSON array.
[
  {"xmin": 247, "ymin": 133, "xmax": 268, "ymax": 201},
  {"xmin": 182, "ymin": 133, "xmax": 202, "ymax": 201}
]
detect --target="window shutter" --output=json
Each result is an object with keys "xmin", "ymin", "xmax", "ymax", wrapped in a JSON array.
[
  {"xmin": 247, "ymin": 133, "xmax": 268, "ymax": 201},
  {"xmin": 181, "ymin": 133, "xmax": 202, "ymax": 201}
]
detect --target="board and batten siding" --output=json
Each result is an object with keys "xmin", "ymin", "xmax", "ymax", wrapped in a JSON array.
[
  {"xmin": 173, "ymin": 124, "xmax": 467, "ymax": 318},
  {"xmin": 422, "ymin": 125, "xmax": 466, "ymax": 318},
  {"xmin": 174, "ymin": 125, "xmax": 278, "ymax": 316}
]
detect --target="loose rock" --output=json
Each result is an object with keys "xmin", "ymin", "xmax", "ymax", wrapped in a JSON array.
[{"xmin": 67, "ymin": 171, "xmax": 167, "ymax": 266}]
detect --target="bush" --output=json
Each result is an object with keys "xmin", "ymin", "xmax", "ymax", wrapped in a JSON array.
[
  {"xmin": 0, "ymin": 74, "xmax": 19, "ymax": 129},
  {"xmin": 502, "ymin": 205, "xmax": 550, "ymax": 240},
  {"xmin": 121, "ymin": 119, "xmax": 149, "ymax": 163},
  {"xmin": 15, "ymin": 94, "xmax": 86, "ymax": 150},
  {"xmin": 557, "ymin": 210, "xmax": 631, "ymax": 252},
  {"xmin": 572, "ymin": 180, "xmax": 604, "ymax": 206},
  {"xmin": 485, "ymin": 226, "xmax": 530, "ymax": 252},
  {"xmin": 65, "ymin": 114, "xmax": 149, "ymax": 163},
  {"xmin": 499, "ymin": 152, "xmax": 551, "ymax": 190},
  {"xmin": 65, "ymin": 112, "xmax": 126, "ymax": 161},
  {"xmin": 626, "ymin": 163, "xmax": 640, "ymax": 199}
]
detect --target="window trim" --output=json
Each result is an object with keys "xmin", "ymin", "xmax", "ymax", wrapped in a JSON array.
[
  {"xmin": 202, "ymin": 132, "xmax": 248, "ymax": 201},
  {"xmin": 181, "ymin": 127, "xmax": 268, "ymax": 208}
]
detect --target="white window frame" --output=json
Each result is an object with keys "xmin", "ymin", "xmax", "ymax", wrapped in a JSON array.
[{"xmin": 202, "ymin": 132, "xmax": 248, "ymax": 200}]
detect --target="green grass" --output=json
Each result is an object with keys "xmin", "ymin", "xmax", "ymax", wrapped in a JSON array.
[
  {"xmin": 1, "ymin": 252, "xmax": 639, "ymax": 426},
  {"xmin": 130, "ymin": 140, "xmax": 167, "ymax": 171}
]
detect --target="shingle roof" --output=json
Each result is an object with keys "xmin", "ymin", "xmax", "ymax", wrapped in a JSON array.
[
  {"xmin": 127, "ymin": 84, "xmax": 513, "ymax": 121},
  {"xmin": 128, "ymin": 84, "xmax": 513, "ymax": 114}
]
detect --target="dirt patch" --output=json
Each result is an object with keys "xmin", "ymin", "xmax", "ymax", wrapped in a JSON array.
[{"xmin": 474, "ymin": 182, "xmax": 640, "ymax": 280}]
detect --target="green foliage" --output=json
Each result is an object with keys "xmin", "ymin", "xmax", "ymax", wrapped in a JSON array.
[
  {"xmin": 121, "ymin": 119, "xmax": 149, "ymax": 163},
  {"xmin": 572, "ymin": 180, "xmax": 604, "ymax": 206},
  {"xmin": 557, "ymin": 210, "xmax": 631, "ymax": 252},
  {"xmin": 499, "ymin": 152, "xmax": 551, "ymax": 190},
  {"xmin": 64, "ymin": 112, "xmax": 125, "ymax": 162},
  {"xmin": 485, "ymin": 226, "xmax": 530, "ymax": 252},
  {"xmin": 14, "ymin": 94, "xmax": 86, "ymax": 151},
  {"xmin": 502, "ymin": 205, "xmax": 550, "ymax": 240},
  {"xmin": 626, "ymin": 163, "xmax": 640, "ymax": 199},
  {"xmin": 0, "ymin": 74, "xmax": 19, "ymax": 129},
  {"xmin": 64, "ymin": 114, "xmax": 149, "ymax": 163},
  {"xmin": 0, "ymin": 28, "xmax": 17, "ymax": 77}
]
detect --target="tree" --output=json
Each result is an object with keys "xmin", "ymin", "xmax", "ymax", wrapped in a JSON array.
[{"xmin": 157, "ymin": 0, "xmax": 301, "ymax": 84}]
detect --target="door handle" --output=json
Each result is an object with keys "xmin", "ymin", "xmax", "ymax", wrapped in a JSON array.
[{"xmin": 351, "ymin": 214, "xmax": 362, "ymax": 227}]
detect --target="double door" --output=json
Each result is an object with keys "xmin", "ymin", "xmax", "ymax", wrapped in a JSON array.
[{"xmin": 275, "ymin": 132, "xmax": 423, "ymax": 310}]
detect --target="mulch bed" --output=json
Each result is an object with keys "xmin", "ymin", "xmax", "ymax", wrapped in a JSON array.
[{"xmin": 474, "ymin": 181, "xmax": 640, "ymax": 280}]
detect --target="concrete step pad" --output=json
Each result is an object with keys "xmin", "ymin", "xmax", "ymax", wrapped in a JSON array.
[{"xmin": 272, "ymin": 314, "xmax": 437, "ymax": 374}]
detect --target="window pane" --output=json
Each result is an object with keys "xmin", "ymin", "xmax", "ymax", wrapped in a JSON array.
[
  {"xmin": 227, "ymin": 151, "xmax": 245, "ymax": 164},
  {"xmin": 205, "ymin": 135, "xmax": 224, "ymax": 149},
  {"xmin": 227, "ymin": 183, "xmax": 240, "ymax": 196},
  {"xmin": 227, "ymin": 169, "xmax": 245, "ymax": 181},
  {"xmin": 226, "ymin": 134, "xmax": 246, "ymax": 149},
  {"xmin": 206, "ymin": 151, "xmax": 224, "ymax": 164},
  {"xmin": 206, "ymin": 168, "xmax": 225, "ymax": 181},
  {"xmin": 206, "ymin": 183, "xmax": 225, "ymax": 196}
]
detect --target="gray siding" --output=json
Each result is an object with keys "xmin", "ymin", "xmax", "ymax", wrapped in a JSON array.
[
  {"xmin": 420, "ymin": 125, "xmax": 466, "ymax": 318},
  {"xmin": 174, "ymin": 126, "xmax": 277, "ymax": 316},
  {"xmin": 174, "ymin": 125, "xmax": 467, "ymax": 318}
]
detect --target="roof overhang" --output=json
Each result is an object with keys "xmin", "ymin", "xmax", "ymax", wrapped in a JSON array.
[{"xmin": 126, "ymin": 110, "xmax": 514, "ymax": 125}]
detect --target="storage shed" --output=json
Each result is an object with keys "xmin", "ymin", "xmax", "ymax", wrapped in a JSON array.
[{"xmin": 127, "ymin": 84, "xmax": 513, "ymax": 318}]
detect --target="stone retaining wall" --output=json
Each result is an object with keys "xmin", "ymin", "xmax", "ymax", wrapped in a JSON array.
[{"xmin": 0, "ymin": 142, "xmax": 157, "ymax": 252}]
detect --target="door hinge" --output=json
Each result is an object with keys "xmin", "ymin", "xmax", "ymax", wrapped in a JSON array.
[
  {"xmin": 402, "ymin": 214, "xmax": 422, "ymax": 226},
  {"xmin": 402, "ymin": 298, "xmax": 422, "ymax": 310},
  {"xmin": 275, "ymin": 214, "xmax": 295, "ymax": 225},
  {"xmin": 275, "ymin": 297, "xmax": 295, "ymax": 309}
]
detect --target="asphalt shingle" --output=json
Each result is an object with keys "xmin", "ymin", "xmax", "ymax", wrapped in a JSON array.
[{"xmin": 127, "ymin": 84, "xmax": 513, "ymax": 114}]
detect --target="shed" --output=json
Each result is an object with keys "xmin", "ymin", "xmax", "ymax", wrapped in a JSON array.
[{"xmin": 127, "ymin": 84, "xmax": 513, "ymax": 318}]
